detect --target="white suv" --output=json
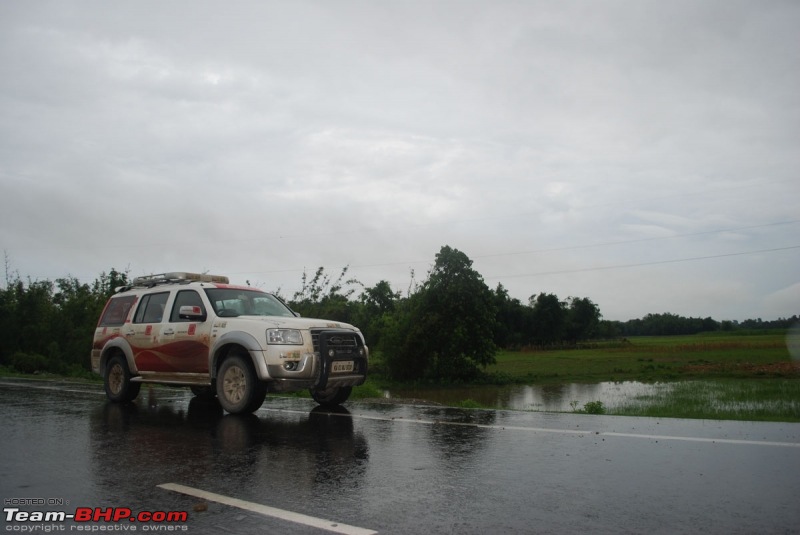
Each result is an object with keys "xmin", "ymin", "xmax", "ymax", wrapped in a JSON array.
[{"xmin": 91, "ymin": 272, "xmax": 368, "ymax": 414}]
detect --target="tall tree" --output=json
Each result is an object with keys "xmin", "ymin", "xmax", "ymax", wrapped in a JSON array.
[
  {"xmin": 493, "ymin": 283, "xmax": 530, "ymax": 349},
  {"xmin": 528, "ymin": 293, "xmax": 566, "ymax": 346},
  {"xmin": 384, "ymin": 246, "xmax": 497, "ymax": 380},
  {"xmin": 565, "ymin": 296, "xmax": 602, "ymax": 342},
  {"xmin": 356, "ymin": 280, "xmax": 400, "ymax": 348}
]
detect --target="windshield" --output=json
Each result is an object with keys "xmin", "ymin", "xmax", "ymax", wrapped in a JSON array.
[{"xmin": 204, "ymin": 288, "xmax": 296, "ymax": 318}]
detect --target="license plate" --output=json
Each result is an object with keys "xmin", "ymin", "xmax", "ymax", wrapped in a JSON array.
[{"xmin": 331, "ymin": 361, "xmax": 354, "ymax": 373}]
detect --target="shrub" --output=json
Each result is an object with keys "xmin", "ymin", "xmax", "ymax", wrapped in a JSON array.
[
  {"xmin": 10, "ymin": 352, "xmax": 50, "ymax": 374},
  {"xmin": 583, "ymin": 400, "xmax": 606, "ymax": 414}
]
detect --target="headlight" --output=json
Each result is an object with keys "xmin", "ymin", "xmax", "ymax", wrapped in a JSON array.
[{"xmin": 267, "ymin": 329, "xmax": 304, "ymax": 345}]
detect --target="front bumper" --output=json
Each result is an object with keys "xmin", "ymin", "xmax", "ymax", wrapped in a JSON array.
[{"xmin": 265, "ymin": 329, "xmax": 368, "ymax": 392}]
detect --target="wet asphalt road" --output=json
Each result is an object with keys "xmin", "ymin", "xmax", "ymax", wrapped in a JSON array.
[{"xmin": 1, "ymin": 378, "xmax": 799, "ymax": 534}]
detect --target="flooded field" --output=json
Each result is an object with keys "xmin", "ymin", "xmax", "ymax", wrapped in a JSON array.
[
  {"xmin": 384, "ymin": 379, "xmax": 800, "ymax": 421},
  {"xmin": 385, "ymin": 381, "xmax": 673, "ymax": 412}
]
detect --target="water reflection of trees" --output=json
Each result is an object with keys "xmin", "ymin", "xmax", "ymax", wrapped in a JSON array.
[{"xmin": 90, "ymin": 391, "xmax": 369, "ymax": 503}]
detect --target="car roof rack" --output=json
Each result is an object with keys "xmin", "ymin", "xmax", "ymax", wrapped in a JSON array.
[{"xmin": 116, "ymin": 272, "xmax": 230, "ymax": 292}]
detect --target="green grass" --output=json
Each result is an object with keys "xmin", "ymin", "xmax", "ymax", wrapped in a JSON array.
[
  {"xmin": 487, "ymin": 332, "xmax": 793, "ymax": 383},
  {"xmin": 609, "ymin": 379, "xmax": 800, "ymax": 422}
]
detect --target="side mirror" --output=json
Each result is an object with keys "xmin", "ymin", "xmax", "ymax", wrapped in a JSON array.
[{"xmin": 179, "ymin": 305, "xmax": 207, "ymax": 321}]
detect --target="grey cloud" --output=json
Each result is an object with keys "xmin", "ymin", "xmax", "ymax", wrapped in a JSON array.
[{"xmin": 0, "ymin": 0, "xmax": 798, "ymax": 320}]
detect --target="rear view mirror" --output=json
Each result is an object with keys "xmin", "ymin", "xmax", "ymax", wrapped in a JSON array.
[{"xmin": 179, "ymin": 305, "xmax": 206, "ymax": 321}]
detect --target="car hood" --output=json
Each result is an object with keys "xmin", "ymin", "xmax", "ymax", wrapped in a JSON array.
[{"xmin": 225, "ymin": 315, "xmax": 361, "ymax": 333}]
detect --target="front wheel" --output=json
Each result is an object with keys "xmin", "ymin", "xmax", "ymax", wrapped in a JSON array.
[
  {"xmin": 310, "ymin": 386, "xmax": 352, "ymax": 407},
  {"xmin": 216, "ymin": 353, "xmax": 266, "ymax": 414},
  {"xmin": 104, "ymin": 354, "xmax": 141, "ymax": 403}
]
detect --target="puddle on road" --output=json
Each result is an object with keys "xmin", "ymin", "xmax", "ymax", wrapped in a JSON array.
[{"xmin": 385, "ymin": 381, "xmax": 675, "ymax": 412}]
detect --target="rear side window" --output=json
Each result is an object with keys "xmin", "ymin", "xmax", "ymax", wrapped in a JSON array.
[
  {"xmin": 169, "ymin": 290, "xmax": 206, "ymax": 322},
  {"xmin": 133, "ymin": 292, "xmax": 169, "ymax": 324},
  {"xmin": 99, "ymin": 296, "xmax": 137, "ymax": 326}
]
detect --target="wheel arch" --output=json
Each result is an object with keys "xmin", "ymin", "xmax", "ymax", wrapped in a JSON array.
[
  {"xmin": 210, "ymin": 332, "xmax": 268, "ymax": 381},
  {"xmin": 99, "ymin": 341, "xmax": 137, "ymax": 377}
]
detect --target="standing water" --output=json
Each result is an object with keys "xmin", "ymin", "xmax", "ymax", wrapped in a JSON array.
[{"xmin": 384, "ymin": 381, "xmax": 674, "ymax": 412}]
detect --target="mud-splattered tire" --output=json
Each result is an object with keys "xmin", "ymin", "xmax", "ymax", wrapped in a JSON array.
[
  {"xmin": 310, "ymin": 386, "xmax": 352, "ymax": 407},
  {"xmin": 216, "ymin": 353, "xmax": 266, "ymax": 414},
  {"xmin": 104, "ymin": 354, "xmax": 141, "ymax": 403}
]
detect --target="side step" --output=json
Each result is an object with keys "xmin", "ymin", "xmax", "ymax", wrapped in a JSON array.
[{"xmin": 131, "ymin": 373, "xmax": 211, "ymax": 386}]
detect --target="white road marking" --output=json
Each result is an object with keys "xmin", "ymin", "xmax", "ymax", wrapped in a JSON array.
[
  {"xmin": 601, "ymin": 431, "xmax": 800, "ymax": 448},
  {"xmin": 158, "ymin": 483, "xmax": 378, "ymax": 535},
  {"xmin": 262, "ymin": 407, "xmax": 800, "ymax": 448}
]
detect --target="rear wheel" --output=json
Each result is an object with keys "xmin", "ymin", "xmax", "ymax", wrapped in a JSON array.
[
  {"xmin": 310, "ymin": 386, "xmax": 352, "ymax": 407},
  {"xmin": 104, "ymin": 354, "xmax": 141, "ymax": 403},
  {"xmin": 216, "ymin": 353, "xmax": 266, "ymax": 414}
]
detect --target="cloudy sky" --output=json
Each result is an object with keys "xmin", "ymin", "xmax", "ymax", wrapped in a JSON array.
[{"xmin": 1, "ymin": 0, "xmax": 798, "ymax": 322}]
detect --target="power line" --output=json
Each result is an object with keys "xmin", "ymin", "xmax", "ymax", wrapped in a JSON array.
[
  {"xmin": 484, "ymin": 245, "xmax": 800, "ymax": 280},
  {"xmin": 235, "ymin": 219, "xmax": 800, "ymax": 276},
  {"xmin": 236, "ymin": 244, "xmax": 800, "ymax": 296},
  {"xmin": 238, "ymin": 219, "xmax": 800, "ymax": 274},
  {"xmin": 471, "ymin": 220, "xmax": 800, "ymax": 259}
]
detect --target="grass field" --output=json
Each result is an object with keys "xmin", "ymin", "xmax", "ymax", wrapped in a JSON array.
[
  {"xmin": 372, "ymin": 331, "xmax": 800, "ymax": 421},
  {"xmin": 609, "ymin": 379, "xmax": 800, "ymax": 422},
  {"xmin": 487, "ymin": 332, "xmax": 795, "ymax": 384}
]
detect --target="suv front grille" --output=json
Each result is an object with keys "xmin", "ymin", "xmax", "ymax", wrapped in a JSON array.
[
  {"xmin": 311, "ymin": 329, "xmax": 367, "ymax": 388},
  {"xmin": 311, "ymin": 329, "xmax": 359, "ymax": 353}
]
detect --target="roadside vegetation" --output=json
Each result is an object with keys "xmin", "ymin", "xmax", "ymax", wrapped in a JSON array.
[
  {"xmin": 610, "ymin": 379, "xmax": 800, "ymax": 422},
  {"xmin": 1, "ymin": 248, "xmax": 797, "ymax": 421},
  {"xmin": 487, "ymin": 332, "xmax": 792, "ymax": 384},
  {"xmin": 364, "ymin": 331, "xmax": 799, "ymax": 421}
]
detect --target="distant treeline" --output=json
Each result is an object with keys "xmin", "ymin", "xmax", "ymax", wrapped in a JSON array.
[
  {"xmin": 0, "ymin": 248, "xmax": 796, "ymax": 380},
  {"xmin": 605, "ymin": 313, "xmax": 797, "ymax": 337}
]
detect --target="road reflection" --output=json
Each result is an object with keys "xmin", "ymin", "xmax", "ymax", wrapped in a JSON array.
[
  {"xmin": 420, "ymin": 407, "xmax": 496, "ymax": 465},
  {"xmin": 90, "ymin": 391, "xmax": 369, "ymax": 501}
]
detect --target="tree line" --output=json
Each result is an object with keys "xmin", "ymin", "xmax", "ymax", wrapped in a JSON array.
[
  {"xmin": 0, "ymin": 247, "xmax": 795, "ymax": 381},
  {"xmin": 0, "ymin": 268, "xmax": 128, "ymax": 376}
]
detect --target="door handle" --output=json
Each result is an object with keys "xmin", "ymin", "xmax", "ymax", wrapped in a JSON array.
[{"xmin": 162, "ymin": 328, "xmax": 175, "ymax": 335}]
